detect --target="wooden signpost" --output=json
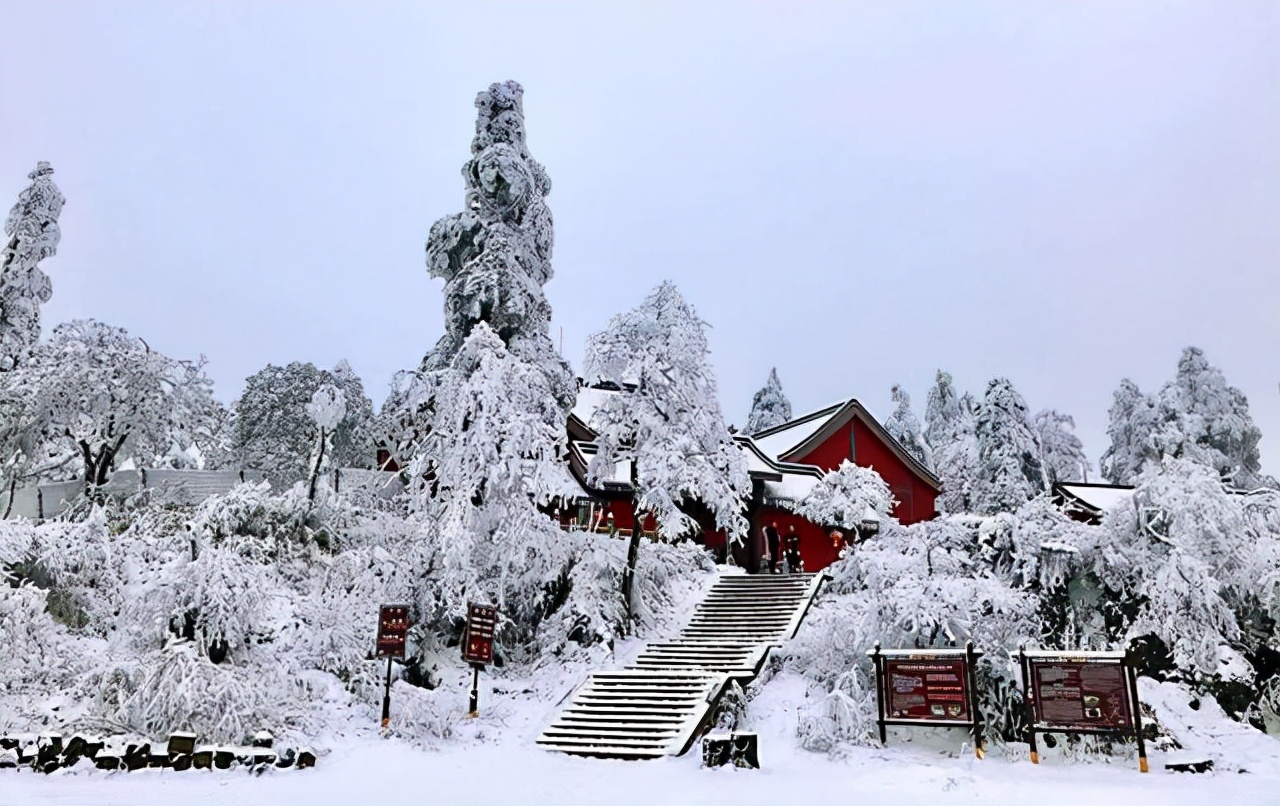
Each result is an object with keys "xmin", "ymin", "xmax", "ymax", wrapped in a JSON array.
[
  {"xmin": 463, "ymin": 603, "xmax": 498, "ymax": 717},
  {"xmin": 1017, "ymin": 648, "xmax": 1148, "ymax": 773},
  {"xmin": 869, "ymin": 642, "xmax": 985, "ymax": 758},
  {"xmin": 375, "ymin": 604, "xmax": 410, "ymax": 729}
]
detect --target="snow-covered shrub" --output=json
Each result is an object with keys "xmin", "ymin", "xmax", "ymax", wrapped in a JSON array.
[
  {"xmin": 113, "ymin": 642, "xmax": 308, "ymax": 744},
  {"xmin": 789, "ymin": 460, "xmax": 892, "ymax": 533},
  {"xmin": 0, "ymin": 583, "xmax": 84, "ymax": 730}
]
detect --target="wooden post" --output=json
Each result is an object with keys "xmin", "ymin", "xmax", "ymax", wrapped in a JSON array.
[
  {"xmin": 965, "ymin": 641, "xmax": 985, "ymax": 759},
  {"xmin": 468, "ymin": 664, "xmax": 481, "ymax": 717},
  {"xmin": 1125, "ymin": 651, "xmax": 1149, "ymax": 773},
  {"xmin": 871, "ymin": 643, "xmax": 887, "ymax": 744},
  {"xmin": 1019, "ymin": 647, "xmax": 1040, "ymax": 764},
  {"xmin": 380, "ymin": 656, "xmax": 393, "ymax": 729}
]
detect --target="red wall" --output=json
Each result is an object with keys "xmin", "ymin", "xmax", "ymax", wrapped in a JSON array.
[{"xmin": 790, "ymin": 417, "xmax": 937, "ymax": 525}]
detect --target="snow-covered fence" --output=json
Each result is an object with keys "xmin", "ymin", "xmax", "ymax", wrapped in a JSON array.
[{"xmin": 0, "ymin": 467, "xmax": 399, "ymax": 520}]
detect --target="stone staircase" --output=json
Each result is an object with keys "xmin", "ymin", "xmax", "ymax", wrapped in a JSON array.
[{"xmin": 537, "ymin": 572, "xmax": 824, "ymax": 758}]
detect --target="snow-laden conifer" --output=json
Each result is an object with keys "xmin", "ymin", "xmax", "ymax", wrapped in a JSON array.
[
  {"xmin": 0, "ymin": 162, "xmax": 63, "ymax": 372},
  {"xmin": 415, "ymin": 323, "xmax": 571, "ymax": 628},
  {"xmin": 745, "ymin": 367, "xmax": 792, "ymax": 434},
  {"xmin": 381, "ymin": 80, "xmax": 573, "ymax": 472},
  {"xmin": 1099, "ymin": 378, "xmax": 1158, "ymax": 485},
  {"xmin": 583, "ymin": 282, "xmax": 749, "ymax": 625},
  {"xmin": 972, "ymin": 378, "xmax": 1045, "ymax": 514},
  {"xmin": 924, "ymin": 370, "xmax": 981, "ymax": 513},
  {"xmin": 1033, "ymin": 409, "xmax": 1090, "ymax": 485},
  {"xmin": 883, "ymin": 384, "xmax": 932, "ymax": 469}
]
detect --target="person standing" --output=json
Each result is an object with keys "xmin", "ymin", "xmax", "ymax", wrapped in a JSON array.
[
  {"xmin": 762, "ymin": 521, "xmax": 780, "ymax": 574},
  {"xmin": 784, "ymin": 524, "xmax": 802, "ymax": 573}
]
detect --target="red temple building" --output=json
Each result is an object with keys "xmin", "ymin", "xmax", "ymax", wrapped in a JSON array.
[{"xmin": 557, "ymin": 386, "xmax": 941, "ymax": 573}]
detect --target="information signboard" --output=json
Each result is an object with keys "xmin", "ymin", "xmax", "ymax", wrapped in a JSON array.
[
  {"xmin": 869, "ymin": 643, "xmax": 984, "ymax": 757},
  {"xmin": 883, "ymin": 658, "xmax": 971, "ymax": 722},
  {"xmin": 463, "ymin": 603, "xmax": 498, "ymax": 666},
  {"xmin": 1017, "ymin": 649, "xmax": 1148, "ymax": 772},
  {"xmin": 375, "ymin": 604, "xmax": 410, "ymax": 659}
]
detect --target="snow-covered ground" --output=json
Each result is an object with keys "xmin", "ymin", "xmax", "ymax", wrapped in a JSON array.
[{"xmin": 8, "ymin": 667, "xmax": 1279, "ymax": 806}]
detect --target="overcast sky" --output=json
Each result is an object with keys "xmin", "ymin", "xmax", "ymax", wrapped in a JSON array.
[{"xmin": 2, "ymin": 1, "xmax": 1277, "ymax": 475}]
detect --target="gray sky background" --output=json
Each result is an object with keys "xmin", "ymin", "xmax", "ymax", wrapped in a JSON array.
[{"xmin": 2, "ymin": 1, "xmax": 1277, "ymax": 476}]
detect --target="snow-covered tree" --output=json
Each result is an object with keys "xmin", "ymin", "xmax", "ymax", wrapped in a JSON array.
[
  {"xmin": 1034, "ymin": 409, "xmax": 1089, "ymax": 485},
  {"xmin": 972, "ymin": 377, "xmax": 1045, "ymax": 514},
  {"xmin": 0, "ymin": 162, "xmax": 64, "ymax": 372},
  {"xmin": 583, "ymin": 282, "xmax": 749, "ymax": 624},
  {"xmin": 1100, "ymin": 349, "xmax": 1270, "ymax": 489},
  {"xmin": 745, "ymin": 367, "xmax": 792, "ymax": 434},
  {"xmin": 883, "ymin": 384, "xmax": 932, "ymax": 469},
  {"xmin": 1157, "ymin": 347, "xmax": 1267, "ymax": 489},
  {"xmin": 790, "ymin": 461, "xmax": 893, "ymax": 533},
  {"xmin": 415, "ymin": 323, "xmax": 571, "ymax": 627},
  {"xmin": 306, "ymin": 384, "xmax": 345, "ymax": 502},
  {"xmin": 924, "ymin": 370, "xmax": 981, "ymax": 513},
  {"xmin": 405, "ymin": 82, "xmax": 577, "ymax": 637},
  {"xmin": 233, "ymin": 361, "xmax": 374, "ymax": 486},
  {"xmin": 381, "ymin": 80, "xmax": 573, "ymax": 469},
  {"xmin": 0, "ymin": 319, "xmax": 225, "ymax": 490},
  {"xmin": 1099, "ymin": 378, "xmax": 1158, "ymax": 485}
]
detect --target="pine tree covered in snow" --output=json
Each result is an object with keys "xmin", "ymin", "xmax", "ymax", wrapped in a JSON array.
[
  {"xmin": 380, "ymin": 80, "xmax": 573, "ymax": 471},
  {"xmin": 972, "ymin": 378, "xmax": 1045, "ymax": 514},
  {"xmin": 1100, "ymin": 349, "xmax": 1270, "ymax": 489},
  {"xmin": 582, "ymin": 282, "xmax": 749, "ymax": 623},
  {"xmin": 233, "ymin": 361, "xmax": 374, "ymax": 486},
  {"xmin": 1034, "ymin": 409, "xmax": 1090, "ymax": 485},
  {"xmin": 924, "ymin": 370, "xmax": 981, "ymax": 513},
  {"xmin": 745, "ymin": 367, "xmax": 792, "ymax": 435},
  {"xmin": 1099, "ymin": 378, "xmax": 1158, "ymax": 485},
  {"xmin": 0, "ymin": 319, "xmax": 226, "ymax": 490},
  {"xmin": 0, "ymin": 162, "xmax": 63, "ymax": 373},
  {"xmin": 883, "ymin": 384, "xmax": 932, "ymax": 469}
]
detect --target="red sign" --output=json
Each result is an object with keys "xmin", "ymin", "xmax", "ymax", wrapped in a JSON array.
[
  {"xmin": 376, "ymin": 604, "xmax": 410, "ymax": 659},
  {"xmin": 1027, "ymin": 656, "xmax": 1133, "ymax": 731},
  {"xmin": 884, "ymin": 658, "xmax": 971, "ymax": 722},
  {"xmin": 463, "ymin": 603, "xmax": 497, "ymax": 665}
]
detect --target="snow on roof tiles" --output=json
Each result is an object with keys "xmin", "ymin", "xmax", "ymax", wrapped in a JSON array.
[{"xmin": 1057, "ymin": 483, "xmax": 1134, "ymax": 513}]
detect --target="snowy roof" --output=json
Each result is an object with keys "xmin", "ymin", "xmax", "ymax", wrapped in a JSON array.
[
  {"xmin": 762, "ymin": 472, "xmax": 820, "ymax": 505},
  {"xmin": 752, "ymin": 398, "xmax": 941, "ymax": 490},
  {"xmin": 751, "ymin": 401, "xmax": 846, "ymax": 460},
  {"xmin": 1054, "ymin": 483, "xmax": 1134, "ymax": 514},
  {"xmin": 570, "ymin": 385, "xmax": 619, "ymax": 435}
]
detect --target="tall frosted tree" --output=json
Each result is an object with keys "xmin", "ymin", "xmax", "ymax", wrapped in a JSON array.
[
  {"xmin": 583, "ymin": 282, "xmax": 749, "ymax": 625},
  {"xmin": 381, "ymin": 81, "xmax": 573, "ymax": 469},
  {"xmin": 1034, "ymin": 409, "xmax": 1089, "ymax": 485},
  {"xmin": 924, "ymin": 370, "xmax": 980, "ymax": 513},
  {"xmin": 745, "ymin": 367, "xmax": 792, "ymax": 434},
  {"xmin": 883, "ymin": 384, "xmax": 932, "ymax": 470},
  {"xmin": 0, "ymin": 162, "xmax": 64, "ymax": 372},
  {"xmin": 408, "ymin": 82, "xmax": 576, "ymax": 628},
  {"xmin": 972, "ymin": 377, "xmax": 1045, "ymax": 514}
]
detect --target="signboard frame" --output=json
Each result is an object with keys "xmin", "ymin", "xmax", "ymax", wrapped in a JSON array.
[
  {"xmin": 462, "ymin": 603, "xmax": 498, "ymax": 666},
  {"xmin": 375, "ymin": 604, "xmax": 411, "ymax": 660},
  {"xmin": 869, "ymin": 642, "xmax": 985, "ymax": 758},
  {"xmin": 374, "ymin": 604, "xmax": 412, "ymax": 729},
  {"xmin": 1016, "ymin": 648, "xmax": 1148, "ymax": 773}
]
